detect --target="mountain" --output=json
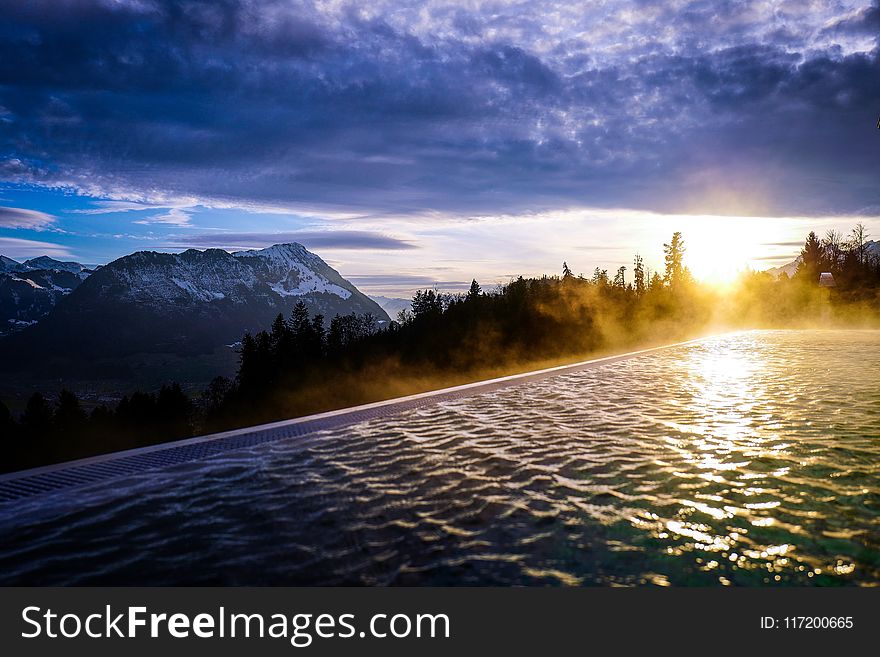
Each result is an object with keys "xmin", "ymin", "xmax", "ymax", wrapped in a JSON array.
[
  {"xmin": 18, "ymin": 256, "xmax": 91, "ymax": 275},
  {"xmin": 765, "ymin": 240, "xmax": 880, "ymax": 279},
  {"xmin": 0, "ymin": 243, "xmax": 389, "ymax": 365},
  {"xmin": 0, "ymin": 255, "xmax": 20, "ymax": 273},
  {"xmin": 765, "ymin": 257, "xmax": 800, "ymax": 279},
  {"xmin": 0, "ymin": 256, "xmax": 93, "ymax": 336},
  {"xmin": 1, "ymin": 255, "xmax": 92, "ymax": 275},
  {"xmin": 369, "ymin": 295, "xmax": 411, "ymax": 320}
]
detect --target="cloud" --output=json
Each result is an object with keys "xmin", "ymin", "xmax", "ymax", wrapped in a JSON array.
[
  {"xmin": 347, "ymin": 275, "xmax": 469, "ymax": 288},
  {"xmin": 0, "ymin": 205, "xmax": 55, "ymax": 229},
  {"xmin": 73, "ymin": 200, "xmax": 178, "ymax": 214},
  {"xmin": 0, "ymin": 1, "xmax": 878, "ymax": 218},
  {"xmin": 0, "ymin": 236, "xmax": 72, "ymax": 259},
  {"xmin": 752, "ymin": 254, "xmax": 798, "ymax": 261},
  {"xmin": 133, "ymin": 208, "xmax": 193, "ymax": 226},
  {"xmin": 761, "ymin": 241, "xmax": 805, "ymax": 247},
  {"xmin": 177, "ymin": 230, "xmax": 416, "ymax": 251}
]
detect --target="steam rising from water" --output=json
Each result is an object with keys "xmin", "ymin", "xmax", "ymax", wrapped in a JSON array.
[{"xmin": 0, "ymin": 330, "xmax": 877, "ymax": 585}]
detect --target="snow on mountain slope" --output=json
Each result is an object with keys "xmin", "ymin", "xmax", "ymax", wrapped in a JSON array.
[
  {"xmin": 765, "ymin": 257, "xmax": 801, "ymax": 279},
  {"xmin": 0, "ymin": 243, "xmax": 389, "ymax": 359},
  {"xmin": 105, "ymin": 249, "xmax": 260, "ymax": 304},
  {"xmin": 18, "ymin": 256, "xmax": 91, "ymax": 277},
  {"xmin": 0, "ymin": 254, "xmax": 94, "ymax": 335},
  {"xmin": 233, "ymin": 244, "xmax": 352, "ymax": 299},
  {"xmin": 0, "ymin": 268, "xmax": 89, "ymax": 336},
  {"xmin": 97, "ymin": 244, "xmax": 367, "ymax": 307}
]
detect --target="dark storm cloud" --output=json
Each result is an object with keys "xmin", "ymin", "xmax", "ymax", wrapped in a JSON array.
[
  {"xmin": 178, "ymin": 230, "xmax": 416, "ymax": 250},
  {"xmin": 0, "ymin": 0, "xmax": 878, "ymax": 217}
]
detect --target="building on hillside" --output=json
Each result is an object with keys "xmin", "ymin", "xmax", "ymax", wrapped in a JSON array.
[{"xmin": 818, "ymin": 272, "xmax": 836, "ymax": 288}]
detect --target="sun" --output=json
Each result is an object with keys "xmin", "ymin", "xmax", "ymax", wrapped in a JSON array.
[{"xmin": 666, "ymin": 216, "xmax": 755, "ymax": 286}]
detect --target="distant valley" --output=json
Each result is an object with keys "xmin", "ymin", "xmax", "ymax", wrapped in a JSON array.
[{"xmin": 367, "ymin": 295, "xmax": 412, "ymax": 321}]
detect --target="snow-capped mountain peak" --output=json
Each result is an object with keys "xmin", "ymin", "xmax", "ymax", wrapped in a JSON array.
[{"xmin": 232, "ymin": 243, "xmax": 353, "ymax": 299}]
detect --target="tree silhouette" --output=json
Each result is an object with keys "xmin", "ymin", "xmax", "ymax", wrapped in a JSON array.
[
  {"xmin": 22, "ymin": 393, "xmax": 53, "ymax": 439},
  {"xmin": 411, "ymin": 289, "xmax": 443, "ymax": 317},
  {"xmin": 54, "ymin": 389, "xmax": 87, "ymax": 439},
  {"xmin": 633, "ymin": 255, "xmax": 646, "ymax": 295},
  {"xmin": 663, "ymin": 232, "xmax": 686, "ymax": 288},
  {"xmin": 468, "ymin": 279, "xmax": 482, "ymax": 298},
  {"xmin": 591, "ymin": 267, "xmax": 608, "ymax": 286},
  {"xmin": 797, "ymin": 231, "xmax": 824, "ymax": 282},
  {"xmin": 849, "ymin": 222, "xmax": 869, "ymax": 270}
]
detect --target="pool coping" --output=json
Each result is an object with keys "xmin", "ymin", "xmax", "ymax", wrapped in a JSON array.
[{"xmin": 0, "ymin": 334, "xmax": 719, "ymax": 504}]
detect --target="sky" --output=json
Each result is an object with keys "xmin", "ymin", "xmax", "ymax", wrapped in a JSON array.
[{"xmin": 1, "ymin": 0, "xmax": 879, "ymax": 296}]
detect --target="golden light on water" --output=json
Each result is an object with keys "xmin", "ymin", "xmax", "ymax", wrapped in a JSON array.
[{"xmin": 638, "ymin": 333, "xmax": 836, "ymax": 584}]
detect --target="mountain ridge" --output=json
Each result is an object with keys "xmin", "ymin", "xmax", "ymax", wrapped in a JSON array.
[
  {"xmin": 0, "ymin": 257, "xmax": 96, "ymax": 336},
  {"xmin": 0, "ymin": 243, "xmax": 388, "ymax": 366}
]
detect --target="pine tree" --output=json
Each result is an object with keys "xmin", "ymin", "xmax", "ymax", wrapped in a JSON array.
[
  {"xmin": 156, "ymin": 383, "xmax": 192, "ymax": 440},
  {"xmin": 54, "ymin": 389, "xmax": 87, "ymax": 438},
  {"xmin": 204, "ymin": 376, "xmax": 234, "ymax": 414},
  {"xmin": 22, "ymin": 393, "xmax": 53, "ymax": 439},
  {"xmin": 411, "ymin": 290, "xmax": 442, "ymax": 317},
  {"xmin": 663, "ymin": 232, "xmax": 686, "ymax": 288},
  {"xmin": 633, "ymin": 255, "xmax": 646, "ymax": 295},
  {"xmin": 467, "ymin": 279, "xmax": 482, "ymax": 298},
  {"xmin": 310, "ymin": 314, "xmax": 327, "ymax": 360},
  {"xmin": 797, "ymin": 231, "xmax": 824, "ymax": 282},
  {"xmin": 237, "ymin": 332, "xmax": 259, "ymax": 393}
]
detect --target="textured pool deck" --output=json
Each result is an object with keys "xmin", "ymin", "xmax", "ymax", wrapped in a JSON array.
[{"xmin": 0, "ymin": 336, "xmax": 712, "ymax": 504}]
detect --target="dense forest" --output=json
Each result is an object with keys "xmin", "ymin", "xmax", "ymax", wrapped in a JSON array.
[{"xmin": 2, "ymin": 227, "xmax": 879, "ymax": 473}]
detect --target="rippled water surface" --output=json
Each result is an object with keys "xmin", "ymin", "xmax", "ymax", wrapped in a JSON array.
[{"xmin": 1, "ymin": 330, "xmax": 878, "ymax": 585}]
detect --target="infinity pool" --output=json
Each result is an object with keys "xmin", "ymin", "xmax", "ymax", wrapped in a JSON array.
[{"xmin": 1, "ymin": 330, "xmax": 878, "ymax": 585}]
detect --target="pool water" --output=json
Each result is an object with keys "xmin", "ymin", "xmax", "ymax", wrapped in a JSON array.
[{"xmin": 1, "ymin": 330, "xmax": 878, "ymax": 585}]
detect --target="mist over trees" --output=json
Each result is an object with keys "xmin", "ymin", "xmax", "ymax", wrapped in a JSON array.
[
  {"xmin": 730, "ymin": 223, "xmax": 880, "ymax": 326},
  {"xmin": 795, "ymin": 223, "xmax": 879, "ymax": 288},
  {"xmin": 2, "ymin": 227, "xmax": 879, "ymax": 473}
]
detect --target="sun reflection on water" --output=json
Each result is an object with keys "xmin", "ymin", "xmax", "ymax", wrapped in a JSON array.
[{"xmin": 630, "ymin": 331, "xmax": 872, "ymax": 585}]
